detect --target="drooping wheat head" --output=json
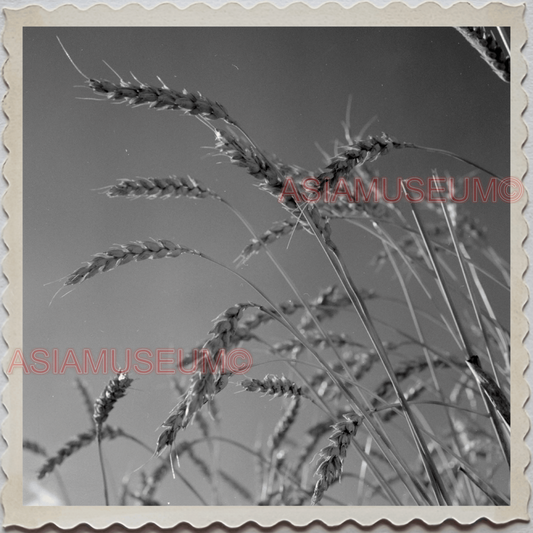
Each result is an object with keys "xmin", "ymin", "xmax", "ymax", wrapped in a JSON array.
[
  {"xmin": 156, "ymin": 304, "xmax": 252, "ymax": 455},
  {"xmin": 311, "ymin": 413, "xmax": 362, "ymax": 505}
]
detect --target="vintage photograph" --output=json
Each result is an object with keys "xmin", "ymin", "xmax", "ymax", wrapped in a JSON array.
[{"xmin": 2, "ymin": 2, "xmax": 528, "ymax": 529}]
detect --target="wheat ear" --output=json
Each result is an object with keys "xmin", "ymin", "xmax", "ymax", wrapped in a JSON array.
[
  {"xmin": 214, "ymin": 127, "xmax": 333, "ymax": 243},
  {"xmin": 456, "ymin": 27, "xmax": 510, "ymax": 82},
  {"xmin": 90, "ymin": 77, "xmax": 237, "ymax": 121},
  {"xmin": 316, "ymin": 134, "xmax": 406, "ymax": 191},
  {"xmin": 57, "ymin": 36, "xmax": 240, "ymax": 125},
  {"xmin": 65, "ymin": 239, "xmax": 199, "ymax": 286},
  {"xmin": 311, "ymin": 414, "xmax": 362, "ymax": 505},
  {"xmin": 37, "ymin": 425, "xmax": 124, "ymax": 479},
  {"xmin": 93, "ymin": 372, "xmax": 133, "ymax": 438},
  {"xmin": 103, "ymin": 175, "xmax": 219, "ymax": 201},
  {"xmin": 23, "ymin": 439, "xmax": 48, "ymax": 457},
  {"xmin": 237, "ymin": 219, "xmax": 302, "ymax": 265},
  {"xmin": 241, "ymin": 374, "xmax": 311, "ymax": 401},
  {"xmin": 156, "ymin": 304, "xmax": 252, "ymax": 455},
  {"xmin": 268, "ymin": 397, "xmax": 300, "ymax": 452}
]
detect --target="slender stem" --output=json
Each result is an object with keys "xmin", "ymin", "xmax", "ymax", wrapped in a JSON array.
[
  {"xmin": 96, "ymin": 436, "xmax": 110, "ymax": 506},
  {"xmin": 408, "ymin": 143, "xmax": 503, "ymax": 180},
  {"xmin": 496, "ymin": 27, "xmax": 511, "ymax": 58}
]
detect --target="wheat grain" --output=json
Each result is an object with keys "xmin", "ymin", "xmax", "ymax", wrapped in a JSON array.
[
  {"xmin": 65, "ymin": 239, "xmax": 199, "ymax": 286},
  {"xmin": 456, "ymin": 27, "xmax": 510, "ymax": 82},
  {"xmin": 299, "ymin": 285, "xmax": 376, "ymax": 331},
  {"xmin": 311, "ymin": 413, "xmax": 362, "ymax": 505},
  {"xmin": 93, "ymin": 372, "xmax": 133, "ymax": 438}
]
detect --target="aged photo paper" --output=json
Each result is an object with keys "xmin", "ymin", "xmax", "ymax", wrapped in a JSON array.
[{"xmin": 2, "ymin": 2, "xmax": 528, "ymax": 529}]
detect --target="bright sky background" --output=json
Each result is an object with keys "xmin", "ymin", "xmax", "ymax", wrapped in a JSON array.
[{"xmin": 22, "ymin": 27, "xmax": 510, "ymax": 505}]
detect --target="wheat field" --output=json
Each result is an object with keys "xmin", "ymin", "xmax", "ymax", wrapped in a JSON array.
[{"xmin": 22, "ymin": 26, "xmax": 510, "ymax": 506}]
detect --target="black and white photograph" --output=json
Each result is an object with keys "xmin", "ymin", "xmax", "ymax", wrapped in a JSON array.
[{"xmin": 2, "ymin": 2, "xmax": 529, "ymax": 529}]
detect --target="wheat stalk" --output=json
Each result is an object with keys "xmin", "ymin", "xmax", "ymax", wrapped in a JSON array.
[{"xmin": 218, "ymin": 470, "xmax": 254, "ymax": 503}]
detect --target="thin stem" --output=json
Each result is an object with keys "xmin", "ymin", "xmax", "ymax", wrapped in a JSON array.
[{"xmin": 96, "ymin": 436, "xmax": 110, "ymax": 506}]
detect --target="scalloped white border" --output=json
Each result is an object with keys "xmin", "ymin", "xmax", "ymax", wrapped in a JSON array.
[{"xmin": 1, "ymin": 2, "xmax": 529, "ymax": 529}]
